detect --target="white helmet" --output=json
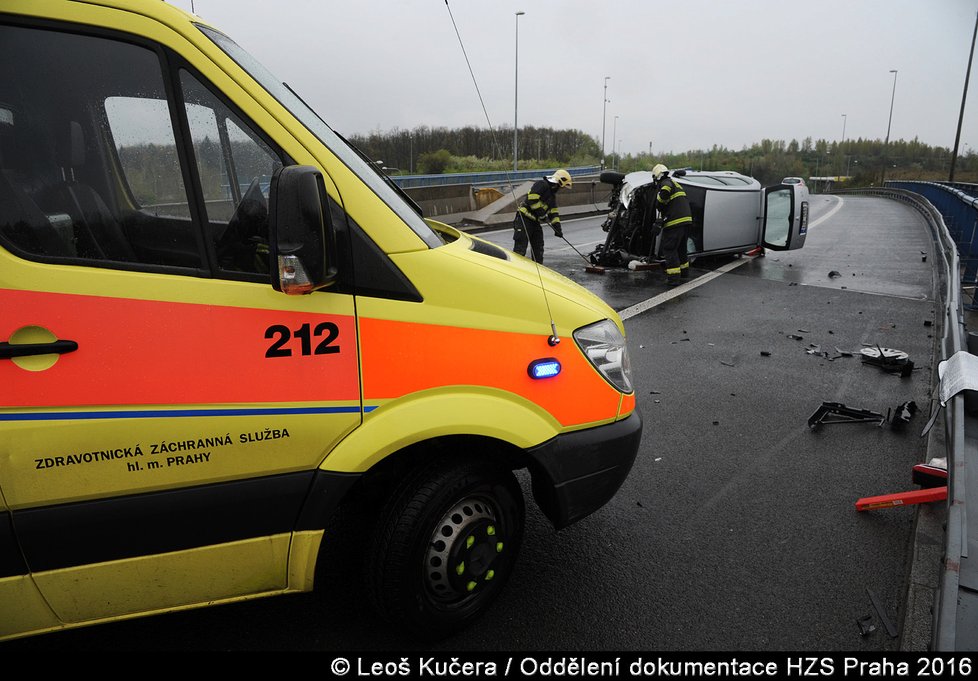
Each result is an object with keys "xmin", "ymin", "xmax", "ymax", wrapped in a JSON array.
[
  {"xmin": 547, "ymin": 169, "xmax": 572, "ymax": 188},
  {"xmin": 652, "ymin": 163, "xmax": 669, "ymax": 180}
]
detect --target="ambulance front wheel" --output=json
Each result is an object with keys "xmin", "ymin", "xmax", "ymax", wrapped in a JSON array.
[{"xmin": 366, "ymin": 453, "xmax": 525, "ymax": 639}]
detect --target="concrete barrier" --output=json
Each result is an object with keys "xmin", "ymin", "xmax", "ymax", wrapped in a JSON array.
[
  {"xmin": 405, "ymin": 173, "xmax": 615, "ymax": 228},
  {"xmin": 404, "ymin": 183, "xmax": 475, "ymax": 218}
]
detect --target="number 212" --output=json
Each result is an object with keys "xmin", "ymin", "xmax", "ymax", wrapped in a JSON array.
[{"xmin": 264, "ymin": 322, "xmax": 340, "ymax": 358}]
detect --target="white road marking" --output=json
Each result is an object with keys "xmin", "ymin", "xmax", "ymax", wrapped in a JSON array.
[
  {"xmin": 618, "ymin": 256, "xmax": 755, "ymax": 320},
  {"xmin": 808, "ymin": 195, "xmax": 844, "ymax": 229},
  {"xmin": 618, "ymin": 196, "xmax": 846, "ymax": 320},
  {"xmin": 477, "ymin": 196, "xmax": 848, "ymax": 320}
]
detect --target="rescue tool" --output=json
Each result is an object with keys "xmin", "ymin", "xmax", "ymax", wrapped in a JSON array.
[
  {"xmin": 854, "ymin": 460, "xmax": 949, "ymax": 511},
  {"xmin": 854, "ymin": 486, "xmax": 947, "ymax": 511},
  {"xmin": 560, "ymin": 235, "xmax": 605, "ymax": 274}
]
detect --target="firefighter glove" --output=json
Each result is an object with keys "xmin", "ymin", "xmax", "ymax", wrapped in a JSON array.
[{"xmin": 553, "ymin": 225, "xmax": 563, "ymax": 238}]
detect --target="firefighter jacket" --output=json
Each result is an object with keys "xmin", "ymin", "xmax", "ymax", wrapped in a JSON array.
[
  {"xmin": 655, "ymin": 176, "xmax": 693, "ymax": 229},
  {"xmin": 518, "ymin": 178, "xmax": 561, "ymax": 227}
]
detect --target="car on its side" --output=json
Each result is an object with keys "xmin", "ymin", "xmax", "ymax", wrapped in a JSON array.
[{"xmin": 589, "ymin": 169, "xmax": 810, "ymax": 268}]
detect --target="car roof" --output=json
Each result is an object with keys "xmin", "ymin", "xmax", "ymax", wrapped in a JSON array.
[{"xmin": 619, "ymin": 170, "xmax": 762, "ymax": 206}]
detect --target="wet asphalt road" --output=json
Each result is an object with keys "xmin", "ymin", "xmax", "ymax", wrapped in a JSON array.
[{"xmin": 3, "ymin": 195, "xmax": 939, "ymax": 652}]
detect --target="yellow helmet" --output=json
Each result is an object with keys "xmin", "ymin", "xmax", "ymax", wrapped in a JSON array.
[
  {"xmin": 652, "ymin": 163, "xmax": 669, "ymax": 180},
  {"xmin": 548, "ymin": 169, "xmax": 572, "ymax": 188}
]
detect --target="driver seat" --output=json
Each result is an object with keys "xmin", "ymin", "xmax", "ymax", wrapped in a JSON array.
[
  {"xmin": 43, "ymin": 121, "xmax": 137, "ymax": 262},
  {"xmin": 0, "ymin": 114, "xmax": 76, "ymax": 257}
]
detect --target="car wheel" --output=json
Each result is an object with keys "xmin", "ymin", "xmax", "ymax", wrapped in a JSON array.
[{"xmin": 366, "ymin": 453, "xmax": 525, "ymax": 640}]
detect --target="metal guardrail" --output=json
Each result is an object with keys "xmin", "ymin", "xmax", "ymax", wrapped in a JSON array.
[
  {"xmin": 391, "ymin": 165, "xmax": 601, "ymax": 189},
  {"xmin": 887, "ymin": 182, "xmax": 978, "ymax": 309},
  {"xmin": 834, "ymin": 186, "xmax": 970, "ymax": 651},
  {"xmin": 944, "ymin": 181, "xmax": 978, "ymax": 195}
]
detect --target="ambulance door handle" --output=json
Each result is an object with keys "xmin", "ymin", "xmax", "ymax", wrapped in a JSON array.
[{"xmin": 0, "ymin": 340, "xmax": 79, "ymax": 359}]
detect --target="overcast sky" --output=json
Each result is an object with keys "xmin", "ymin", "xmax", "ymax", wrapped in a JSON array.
[{"xmin": 168, "ymin": 0, "xmax": 978, "ymax": 157}]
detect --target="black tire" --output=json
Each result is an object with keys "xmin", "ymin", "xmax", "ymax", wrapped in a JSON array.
[{"xmin": 365, "ymin": 453, "xmax": 525, "ymax": 640}]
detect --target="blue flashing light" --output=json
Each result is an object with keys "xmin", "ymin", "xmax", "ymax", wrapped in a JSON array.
[{"xmin": 528, "ymin": 358, "xmax": 561, "ymax": 379}]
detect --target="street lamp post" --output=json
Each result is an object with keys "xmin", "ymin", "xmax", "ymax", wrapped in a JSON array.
[
  {"xmin": 882, "ymin": 69, "xmax": 898, "ymax": 184},
  {"xmin": 612, "ymin": 115, "xmax": 618, "ymax": 170},
  {"xmin": 514, "ymin": 11, "xmax": 524, "ymax": 174},
  {"xmin": 601, "ymin": 76, "xmax": 610, "ymax": 169},
  {"xmin": 951, "ymin": 11, "xmax": 978, "ymax": 181},
  {"xmin": 841, "ymin": 113, "xmax": 847, "ymax": 176}
]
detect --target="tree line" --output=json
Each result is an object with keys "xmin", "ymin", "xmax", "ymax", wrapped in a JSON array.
[
  {"xmin": 349, "ymin": 126, "xmax": 978, "ymax": 187},
  {"xmin": 638, "ymin": 136, "xmax": 976, "ymax": 187},
  {"xmin": 349, "ymin": 125, "xmax": 600, "ymax": 175},
  {"xmin": 118, "ymin": 138, "xmax": 278, "ymax": 209},
  {"xmin": 117, "ymin": 129, "xmax": 978, "ymax": 200}
]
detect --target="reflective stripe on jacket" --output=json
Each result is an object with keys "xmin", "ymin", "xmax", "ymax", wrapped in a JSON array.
[
  {"xmin": 518, "ymin": 178, "xmax": 561, "ymax": 226},
  {"xmin": 656, "ymin": 177, "xmax": 692, "ymax": 229}
]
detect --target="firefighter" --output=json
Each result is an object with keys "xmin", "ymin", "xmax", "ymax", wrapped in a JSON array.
[
  {"xmin": 513, "ymin": 169, "xmax": 572, "ymax": 264},
  {"xmin": 652, "ymin": 163, "xmax": 692, "ymax": 286}
]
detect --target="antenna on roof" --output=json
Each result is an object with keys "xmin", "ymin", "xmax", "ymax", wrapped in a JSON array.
[{"xmin": 444, "ymin": 0, "xmax": 561, "ymax": 345}]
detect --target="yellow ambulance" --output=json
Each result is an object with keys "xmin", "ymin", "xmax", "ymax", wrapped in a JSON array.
[{"xmin": 0, "ymin": 0, "xmax": 640, "ymax": 641}]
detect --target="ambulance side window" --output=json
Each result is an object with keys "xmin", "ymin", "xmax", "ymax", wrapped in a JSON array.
[
  {"xmin": 0, "ymin": 23, "xmax": 204, "ymax": 269},
  {"xmin": 103, "ymin": 96, "xmax": 203, "ymax": 268},
  {"xmin": 179, "ymin": 70, "xmax": 284, "ymax": 279},
  {"xmin": 104, "ymin": 97, "xmax": 195, "ymax": 221},
  {"xmin": 0, "ymin": 22, "xmax": 285, "ymax": 280}
]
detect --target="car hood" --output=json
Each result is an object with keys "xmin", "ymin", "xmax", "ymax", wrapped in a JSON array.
[{"xmin": 619, "ymin": 171, "xmax": 656, "ymax": 209}]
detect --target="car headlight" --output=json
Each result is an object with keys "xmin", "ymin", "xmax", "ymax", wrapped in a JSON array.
[{"xmin": 573, "ymin": 319, "xmax": 633, "ymax": 394}]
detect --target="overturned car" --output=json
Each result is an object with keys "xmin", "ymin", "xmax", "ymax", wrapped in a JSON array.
[{"xmin": 588, "ymin": 169, "xmax": 810, "ymax": 268}]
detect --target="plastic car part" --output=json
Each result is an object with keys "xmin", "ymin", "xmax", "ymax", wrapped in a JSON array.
[
  {"xmin": 860, "ymin": 345, "xmax": 915, "ymax": 377},
  {"xmin": 856, "ymin": 614, "xmax": 876, "ymax": 637},
  {"xmin": 891, "ymin": 401, "xmax": 918, "ymax": 427},
  {"xmin": 866, "ymin": 588, "xmax": 898, "ymax": 639}
]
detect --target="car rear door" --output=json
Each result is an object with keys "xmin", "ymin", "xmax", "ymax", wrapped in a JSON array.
[{"xmin": 762, "ymin": 183, "xmax": 809, "ymax": 251}]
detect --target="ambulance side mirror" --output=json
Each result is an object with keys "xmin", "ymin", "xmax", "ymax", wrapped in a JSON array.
[{"xmin": 268, "ymin": 165, "xmax": 338, "ymax": 294}]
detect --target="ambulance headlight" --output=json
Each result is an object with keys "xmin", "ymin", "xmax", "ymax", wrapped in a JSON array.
[{"xmin": 573, "ymin": 319, "xmax": 633, "ymax": 394}]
